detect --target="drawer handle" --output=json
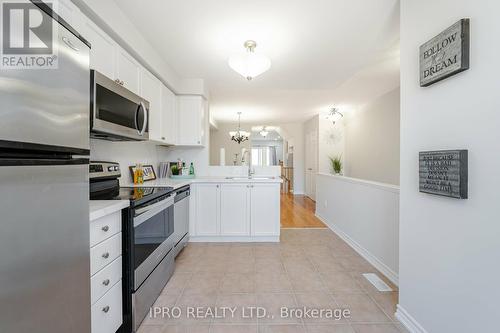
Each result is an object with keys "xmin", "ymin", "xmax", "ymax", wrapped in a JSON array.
[
  {"xmin": 102, "ymin": 252, "xmax": 110, "ymax": 259},
  {"xmin": 101, "ymin": 225, "xmax": 110, "ymax": 232},
  {"xmin": 102, "ymin": 306, "xmax": 110, "ymax": 313},
  {"xmin": 102, "ymin": 279, "xmax": 110, "ymax": 286}
]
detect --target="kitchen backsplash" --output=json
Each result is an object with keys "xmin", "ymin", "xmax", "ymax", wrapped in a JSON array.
[{"xmin": 90, "ymin": 139, "xmax": 278, "ymax": 184}]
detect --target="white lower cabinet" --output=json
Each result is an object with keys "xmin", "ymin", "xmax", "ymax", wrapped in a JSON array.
[
  {"xmin": 192, "ymin": 182, "xmax": 280, "ymax": 240},
  {"xmin": 90, "ymin": 233, "xmax": 121, "ymax": 276},
  {"xmin": 220, "ymin": 184, "xmax": 250, "ymax": 236},
  {"xmin": 90, "ymin": 256, "xmax": 122, "ymax": 304},
  {"xmin": 91, "ymin": 280, "xmax": 123, "ymax": 333},
  {"xmin": 89, "ymin": 210, "xmax": 123, "ymax": 333},
  {"xmin": 194, "ymin": 183, "xmax": 220, "ymax": 235},
  {"xmin": 250, "ymin": 184, "xmax": 281, "ymax": 236}
]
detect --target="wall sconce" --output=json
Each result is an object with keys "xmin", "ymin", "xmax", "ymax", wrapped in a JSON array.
[{"xmin": 327, "ymin": 107, "xmax": 343, "ymax": 125}]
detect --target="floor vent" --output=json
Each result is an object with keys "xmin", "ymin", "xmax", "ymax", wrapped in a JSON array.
[{"xmin": 362, "ymin": 273, "xmax": 393, "ymax": 292}]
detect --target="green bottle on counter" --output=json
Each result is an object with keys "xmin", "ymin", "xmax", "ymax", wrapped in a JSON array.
[{"xmin": 189, "ymin": 162, "xmax": 195, "ymax": 175}]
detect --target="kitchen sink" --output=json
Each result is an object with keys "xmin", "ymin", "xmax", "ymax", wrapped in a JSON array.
[{"xmin": 225, "ymin": 176, "xmax": 275, "ymax": 180}]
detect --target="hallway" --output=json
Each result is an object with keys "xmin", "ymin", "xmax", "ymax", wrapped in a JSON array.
[{"xmin": 280, "ymin": 193, "xmax": 327, "ymax": 228}]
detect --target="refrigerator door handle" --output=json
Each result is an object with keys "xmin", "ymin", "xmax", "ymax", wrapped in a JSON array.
[{"xmin": 0, "ymin": 158, "xmax": 89, "ymax": 167}]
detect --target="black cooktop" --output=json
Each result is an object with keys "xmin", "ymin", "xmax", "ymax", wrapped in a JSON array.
[
  {"xmin": 117, "ymin": 187, "xmax": 174, "ymax": 202},
  {"xmin": 90, "ymin": 182, "xmax": 174, "ymax": 206}
]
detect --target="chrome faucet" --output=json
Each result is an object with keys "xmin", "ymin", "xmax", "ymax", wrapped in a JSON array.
[{"xmin": 242, "ymin": 150, "xmax": 254, "ymax": 177}]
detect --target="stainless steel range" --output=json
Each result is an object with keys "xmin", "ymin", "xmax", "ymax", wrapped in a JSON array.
[{"xmin": 90, "ymin": 162, "xmax": 177, "ymax": 332}]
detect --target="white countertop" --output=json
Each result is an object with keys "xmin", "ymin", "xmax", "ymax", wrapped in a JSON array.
[
  {"xmin": 89, "ymin": 200, "xmax": 130, "ymax": 222},
  {"xmin": 122, "ymin": 176, "xmax": 282, "ymax": 188}
]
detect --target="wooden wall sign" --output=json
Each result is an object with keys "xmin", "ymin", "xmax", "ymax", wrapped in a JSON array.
[
  {"xmin": 419, "ymin": 150, "xmax": 468, "ymax": 199},
  {"xmin": 420, "ymin": 19, "xmax": 470, "ymax": 87}
]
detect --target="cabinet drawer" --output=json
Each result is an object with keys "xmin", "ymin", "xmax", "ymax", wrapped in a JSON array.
[
  {"xmin": 91, "ymin": 256, "xmax": 122, "ymax": 305},
  {"xmin": 90, "ymin": 233, "xmax": 121, "ymax": 276},
  {"xmin": 90, "ymin": 211, "xmax": 121, "ymax": 247},
  {"xmin": 91, "ymin": 280, "xmax": 122, "ymax": 333}
]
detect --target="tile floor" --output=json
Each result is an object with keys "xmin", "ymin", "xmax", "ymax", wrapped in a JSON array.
[{"xmin": 138, "ymin": 229, "xmax": 406, "ymax": 333}]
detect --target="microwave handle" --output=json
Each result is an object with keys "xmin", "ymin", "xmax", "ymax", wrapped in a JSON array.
[{"xmin": 138, "ymin": 102, "xmax": 148, "ymax": 136}]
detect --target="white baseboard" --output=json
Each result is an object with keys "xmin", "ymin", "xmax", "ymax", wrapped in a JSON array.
[
  {"xmin": 189, "ymin": 235, "xmax": 280, "ymax": 242},
  {"xmin": 395, "ymin": 305, "xmax": 428, "ymax": 333},
  {"xmin": 316, "ymin": 213, "xmax": 399, "ymax": 286}
]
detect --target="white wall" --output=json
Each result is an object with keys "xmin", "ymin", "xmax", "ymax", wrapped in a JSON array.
[
  {"xmin": 316, "ymin": 174, "xmax": 400, "ymax": 285},
  {"xmin": 399, "ymin": 1, "xmax": 500, "ymax": 332},
  {"xmin": 344, "ymin": 88, "xmax": 400, "ymax": 185}
]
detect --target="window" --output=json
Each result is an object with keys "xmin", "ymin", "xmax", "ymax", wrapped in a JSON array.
[
  {"xmin": 252, "ymin": 146, "xmax": 278, "ymax": 166},
  {"xmin": 251, "ymin": 147, "xmax": 268, "ymax": 166}
]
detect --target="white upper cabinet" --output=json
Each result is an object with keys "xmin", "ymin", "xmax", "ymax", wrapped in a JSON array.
[
  {"xmin": 161, "ymin": 85, "xmax": 177, "ymax": 145},
  {"xmin": 177, "ymin": 96, "xmax": 206, "ymax": 146},
  {"xmin": 83, "ymin": 19, "xmax": 117, "ymax": 80},
  {"xmin": 140, "ymin": 69, "xmax": 163, "ymax": 142},
  {"xmin": 83, "ymin": 20, "xmax": 141, "ymax": 95},
  {"xmin": 115, "ymin": 47, "xmax": 141, "ymax": 95}
]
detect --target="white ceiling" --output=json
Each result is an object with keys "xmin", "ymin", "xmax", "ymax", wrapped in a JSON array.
[{"xmin": 116, "ymin": 0, "xmax": 400, "ymax": 123}]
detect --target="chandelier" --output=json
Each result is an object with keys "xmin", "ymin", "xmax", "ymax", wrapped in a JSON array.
[
  {"xmin": 229, "ymin": 112, "xmax": 250, "ymax": 144},
  {"xmin": 228, "ymin": 40, "xmax": 271, "ymax": 80}
]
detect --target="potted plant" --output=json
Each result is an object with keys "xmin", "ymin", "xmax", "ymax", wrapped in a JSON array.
[{"xmin": 329, "ymin": 155, "xmax": 343, "ymax": 175}]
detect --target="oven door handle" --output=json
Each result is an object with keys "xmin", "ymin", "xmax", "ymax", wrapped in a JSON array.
[{"xmin": 133, "ymin": 195, "xmax": 175, "ymax": 228}]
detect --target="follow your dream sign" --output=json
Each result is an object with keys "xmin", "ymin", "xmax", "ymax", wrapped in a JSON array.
[
  {"xmin": 0, "ymin": 0, "xmax": 58, "ymax": 69},
  {"xmin": 420, "ymin": 19, "xmax": 470, "ymax": 87}
]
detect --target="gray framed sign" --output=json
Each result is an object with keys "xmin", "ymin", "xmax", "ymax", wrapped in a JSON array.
[
  {"xmin": 419, "ymin": 150, "xmax": 468, "ymax": 199},
  {"xmin": 420, "ymin": 19, "xmax": 470, "ymax": 87}
]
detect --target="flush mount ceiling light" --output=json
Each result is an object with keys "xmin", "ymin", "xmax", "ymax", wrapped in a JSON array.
[
  {"xmin": 259, "ymin": 126, "xmax": 269, "ymax": 137},
  {"xmin": 229, "ymin": 112, "xmax": 250, "ymax": 144},
  {"xmin": 228, "ymin": 40, "xmax": 271, "ymax": 80},
  {"xmin": 327, "ymin": 107, "xmax": 344, "ymax": 125}
]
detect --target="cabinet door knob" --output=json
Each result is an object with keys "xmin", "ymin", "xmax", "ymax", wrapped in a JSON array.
[
  {"xmin": 162, "ymin": 136, "xmax": 166, "ymax": 140},
  {"xmin": 197, "ymin": 141, "xmax": 200, "ymax": 144},
  {"xmin": 216, "ymin": 185, "xmax": 219, "ymax": 188},
  {"xmin": 102, "ymin": 306, "xmax": 110, "ymax": 313},
  {"xmin": 101, "ymin": 225, "xmax": 109, "ymax": 232},
  {"xmin": 102, "ymin": 279, "xmax": 110, "ymax": 286},
  {"xmin": 102, "ymin": 252, "xmax": 110, "ymax": 259}
]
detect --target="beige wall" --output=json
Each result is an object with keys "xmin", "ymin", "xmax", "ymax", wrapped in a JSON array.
[
  {"xmin": 210, "ymin": 123, "xmax": 252, "ymax": 166},
  {"xmin": 344, "ymin": 87, "xmax": 400, "ymax": 185}
]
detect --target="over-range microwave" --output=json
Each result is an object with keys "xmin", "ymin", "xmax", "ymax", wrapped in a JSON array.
[{"xmin": 90, "ymin": 70, "xmax": 150, "ymax": 141}]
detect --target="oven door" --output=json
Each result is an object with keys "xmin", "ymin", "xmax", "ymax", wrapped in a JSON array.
[
  {"xmin": 133, "ymin": 194, "xmax": 175, "ymax": 290},
  {"xmin": 91, "ymin": 70, "xmax": 149, "ymax": 141}
]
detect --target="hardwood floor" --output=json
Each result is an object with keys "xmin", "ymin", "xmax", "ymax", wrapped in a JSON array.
[{"xmin": 280, "ymin": 193, "xmax": 327, "ymax": 228}]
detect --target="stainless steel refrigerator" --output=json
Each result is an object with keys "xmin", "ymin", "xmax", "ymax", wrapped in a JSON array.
[{"xmin": 0, "ymin": 1, "xmax": 91, "ymax": 332}]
